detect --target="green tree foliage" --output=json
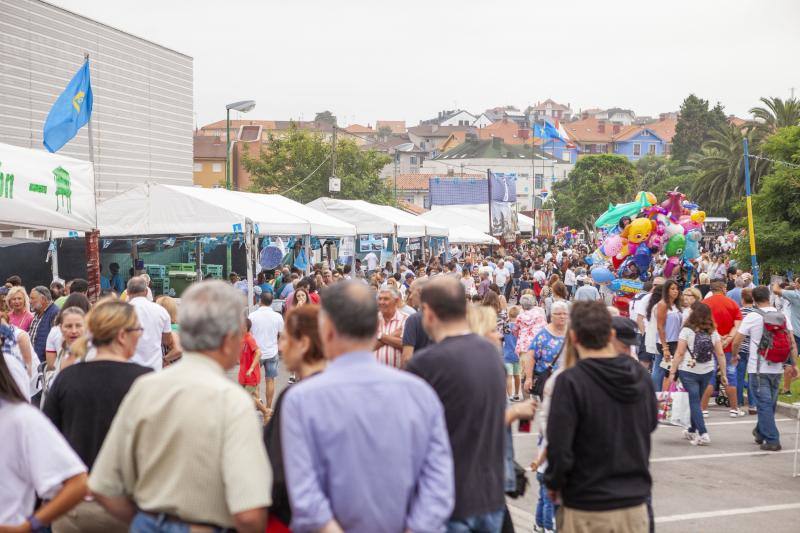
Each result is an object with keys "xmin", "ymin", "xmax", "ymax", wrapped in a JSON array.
[
  {"xmin": 550, "ymin": 155, "xmax": 638, "ymax": 233},
  {"xmin": 749, "ymin": 96, "xmax": 800, "ymax": 133},
  {"xmin": 242, "ymin": 125, "xmax": 393, "ymax": 205},
  {"xmin": 733, "ymin": 126, "xmax": 800, "ymax": 275},
  {"xmin": 672, "ymin": 94, "xmax": 728, "ymax": 163},
  {"xmin": 636, "ymin": 155, "xmax": 681, "ymax": 191},
  {"xmin": 688, "ymin": 124, "xmax": 769, "ymax": 217},
  {"xmin": 314, "ymin": 110, "xmax": 337, "ymax": 125}
]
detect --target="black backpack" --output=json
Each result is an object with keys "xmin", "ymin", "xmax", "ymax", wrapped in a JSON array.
[{"xmin": 689, "ymin": 331, "xmax": 715, "ymax": 364}]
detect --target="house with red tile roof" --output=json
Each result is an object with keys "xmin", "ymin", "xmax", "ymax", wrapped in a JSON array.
[{"xmin": 564, "ymin": 116, "xmax": 678, "ymax": 161}]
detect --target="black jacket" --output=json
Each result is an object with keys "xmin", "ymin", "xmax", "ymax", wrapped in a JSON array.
[{"xmin": 544, "ymin": 355, "xmax": 657, "ymax": 511}]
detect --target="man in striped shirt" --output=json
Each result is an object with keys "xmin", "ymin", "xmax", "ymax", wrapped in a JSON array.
[{"xmin": 374, "ymin": 287, "xmax": 407, "ymax": 368}]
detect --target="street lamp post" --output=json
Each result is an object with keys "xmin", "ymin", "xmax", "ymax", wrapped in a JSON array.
[{"xmin": 225, "ymin": 100, "xmax": 256, "ymax": 190}]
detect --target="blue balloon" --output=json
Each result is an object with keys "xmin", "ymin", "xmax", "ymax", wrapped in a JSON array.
[
  {"xmin": 632, "ymin": 243, "xmax": 652, "ymax": 275},
  {"xmin": 591, "ymin": 266, "xmax": 615, "ymax": 284},
  {"xmin": 584, "ymin": 255, "xmax": 594, "ymax": 266}
]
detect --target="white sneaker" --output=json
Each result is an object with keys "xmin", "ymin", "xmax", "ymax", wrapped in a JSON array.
[
  {"xmin": 697, "ymin": 433, "xmax": 711, "ymax": 445},
  {"xmin": 683, "ymin": 429, "xmax": 696, "ymax": 441},
  {"xmin": 729, "ymin": 409, "xmax": 745, "ymax": 418},
  {"xmin": 533, "ymin": 526, "xmax": 544, "ymax": 533},
  {"xmin": 702, "ymin": 410, "xmax": 709, "ymax": 417}
]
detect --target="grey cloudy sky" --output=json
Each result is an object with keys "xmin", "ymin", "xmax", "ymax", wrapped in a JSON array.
[{"xmin": 51, "ymin": 0, "xmax": 800, "ymax": 128}]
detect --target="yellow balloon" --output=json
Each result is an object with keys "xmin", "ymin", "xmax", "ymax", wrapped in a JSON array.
[{"xmin": 691, "ymin": 211, "xmax": 706, "ymax": 224}]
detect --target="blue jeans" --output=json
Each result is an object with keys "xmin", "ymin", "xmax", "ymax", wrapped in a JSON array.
[
  {"xmin": 750, "ymin": 372, "xmax": 782, "ymax": 445},
  {"xmin": 677, "ymin": 370, "xmax": 713, "ymax": 435},
  {"xmin": 736, "ymin": 353, "xmax": 750, "ymax": 406},
  {"xmin": 651, "ymin": 342, "xmax": 676, "ymax": 393},
  {"xmin": 131, "ymin": 512, "xmax": 230, "ymax": 533},
  {"xmin": 446, "ymin": 509, "xmax": 504, "ymax": 533},
  {"xmin": 535, "ymin": 471, "xmax": 555, "ymax": 530}
]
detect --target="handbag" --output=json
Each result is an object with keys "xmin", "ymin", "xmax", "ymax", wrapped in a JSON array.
[
  {"xmin": 505, "ymin": 460, "xmax": 529, "ymax": 498},
  {"xmin": 531, "ymin": 344, "xmax": 563, "ymax": 398}
]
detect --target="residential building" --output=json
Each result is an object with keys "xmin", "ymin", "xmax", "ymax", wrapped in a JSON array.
[
  {"xmin": 590, "ymin": 108, "xmax": 636, "ymax": 125},
  {"xmin": 407, "ymin": 124, "xmax": 475, "ymax": 157},
  {"xmin": 478, "ymin": 119, "xmax": 529, "ymax": 145},
  {"xmin": 472, "ymin": 113, "xmax": 493, "ymax": 128},
  {"xmin": 343, "ymin": 124, "xmax": 377, "ymax": 145},
  {"xmin": 421, "ymin": 109, "xmax": 476, "ymax": 127},
  {"xmin": 439, "ymin": 131, "xmax": 472, "ymax": 153},
  {"xmin": 375, "ymin": 120, "xmax": 407, "ymax": 135},
  {"xmin": 564, "ymin": 116, "xmax": 678, "ymax": 161},
  {"xmin": 564, "ymin": 117, "xmax": 632, "ymax": 155},
  {"xmin": 612, "ymin": 127, "xmax": 667, "ymax": 160},
  {"xmin": 362, "ymin": 136, "xmax": 427, "ymax": 180},
  {"xmin": 421, "ymin": 137, "xmax": 573, "ymax": 211},
  {"xmin": 199, "ymin": 120, "xmax": 334, "ymax": 141},
  {"xmin": 1, "ymin": 0, "xmax": 194, "ymax": 200},
  {"xmin": 528, "ymin": 99, "xmax": 573, "ymax": 123},
  {"xmin": 193, "ymin": 135, "xmax": 226, "ymax": 189},
  {"xmin": 643, "ymin": 117, "xmax": 677, "ymax": 156}
]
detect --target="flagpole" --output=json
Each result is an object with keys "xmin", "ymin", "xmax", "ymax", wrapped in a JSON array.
[{"xmin": 84, "ymin": 52, "xmax": 101, "ymax": 301}]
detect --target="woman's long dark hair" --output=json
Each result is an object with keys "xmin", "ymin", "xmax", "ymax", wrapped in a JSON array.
[
  {"xmin": 647, "ymin": 284, "xmax": 663, "ymax": 321},
  {"xmin": 685, "ymin": 302, "xmax": 716, "ymax": 334}
]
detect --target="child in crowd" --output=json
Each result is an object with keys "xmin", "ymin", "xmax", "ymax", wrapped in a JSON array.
[
  {"xmin": 504, "ymin": 306, "xmax": 522, "ymax": 401},
  {"xmin": 238, "ymin": 318, "xmax": 261, "ymax": 396}
]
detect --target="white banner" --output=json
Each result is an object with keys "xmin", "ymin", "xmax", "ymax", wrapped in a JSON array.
[{"xmin": 0, "ymin": 142, "xmax": 96, "ymax": 232}]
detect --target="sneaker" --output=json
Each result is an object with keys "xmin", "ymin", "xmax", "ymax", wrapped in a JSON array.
[
  {"xmin": 682, "ymin": 429, "xmax": 696, "ymax": 441},
  {"xmin": 533, "ymin": 525, "xmax": 544, "ymax": 533},
  {"xmin": 780, "ymin": 390, "xmax": 792, "ymax": 396},
  {"xmin": 752, "ymin": 427, "xmax": 764, "ymax": 445},
  {"xmin": 729, "ymin": 409, "xmax": 746, "ymax": 418},
  {"xmin": 702, "ymin": 410, "xmax": 709, "ymax": 417},
  {"xmin": 697, "ymin": 433, "xmax": 711, "ymax": 446},
  {"xmin": 748, "ymin": 406, "xmax": 757, "ymax": 415},
  {"xmin": 760, "ymin": 442, "xmax": 782, "ymax": 451}
]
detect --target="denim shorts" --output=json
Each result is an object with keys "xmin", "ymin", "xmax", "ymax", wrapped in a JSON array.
[
  {"xmin": 504, "ymin": 362, "xmax": 521, "ymax": 375},
  {"xmin": 261, "ymin": 357, "xmax": 279, "ymax": 379}
]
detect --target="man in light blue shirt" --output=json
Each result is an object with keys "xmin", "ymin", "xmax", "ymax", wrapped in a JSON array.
[{"xmin": 281, "ymin": 281, "xmax": 454, "ymax": 533}]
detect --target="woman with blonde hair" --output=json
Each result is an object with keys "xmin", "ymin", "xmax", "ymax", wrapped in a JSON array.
[
  {"xmin": 467, "ymin": 304, "xmax": 502, "ymax": 347},
  {"xmin": 681, "ymin": 287, "xmax": 703, "ymax": 324},
  {"xmin": 7, "ymin": 285, "xmax": 33, "ymax": 331},
  {"xmin": 43, "ymin": 300, "xmax": 151, "ymax": 533}
]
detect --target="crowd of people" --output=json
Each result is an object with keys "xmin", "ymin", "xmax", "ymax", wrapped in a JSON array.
[{"xmin": 1, "ymin": 234, "xmax": 799, "ymax": 533}]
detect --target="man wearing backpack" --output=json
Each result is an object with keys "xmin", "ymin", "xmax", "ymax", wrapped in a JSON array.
[{"xmin": 732, "ymin": 286, "xmax": 799, "ymax": 451}]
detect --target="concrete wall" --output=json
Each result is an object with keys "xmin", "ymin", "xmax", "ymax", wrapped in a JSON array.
[{"xmin": 0, "ymin": 0, "xmax": 194, "ymax": 199}]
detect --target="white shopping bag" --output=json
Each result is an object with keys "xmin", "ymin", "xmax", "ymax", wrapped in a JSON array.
[{"xmin": 667, "ymin": 391, "xmax": 691, "ymax": 428}]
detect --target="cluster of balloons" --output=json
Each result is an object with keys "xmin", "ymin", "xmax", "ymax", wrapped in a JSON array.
[{"xmin": 588, "ymin": 190, "xmax": 706, "ymax": 289}]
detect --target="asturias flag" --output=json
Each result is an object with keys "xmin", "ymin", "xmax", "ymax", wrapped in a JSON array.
[{"xmin": 43, "ymin": 60, "xmax": 93, "ymax": 153}]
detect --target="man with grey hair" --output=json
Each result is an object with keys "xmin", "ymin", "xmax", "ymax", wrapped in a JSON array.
[
  {"xmin": 28, "ymin": 285, "xmax": 59, "ymax": 362},
  {"xmin": 127, "ymin": 276, "xmax": 172, "ymax": 371},
  {"xmin": 281, "ymin": 281, "xmax": 454, "ymax": 532},
  {"xmin": 374, "ymin": 286, "xmax": 407, "ymax": 368},
  {"xmin": 90, "ymin": 280, "xmax": 272, "ymax": 533}
]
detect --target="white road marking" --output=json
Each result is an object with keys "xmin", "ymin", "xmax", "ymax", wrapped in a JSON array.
[
  {"xmin": 655, "ymin": 502, "xmax": 800, "ymax": 523},
  {"xmin": 652, "ymin": 449, "xmax": 794, "ymax": 462},
  {"xmin": 657, "ymin": 418, "xmax": 792, "ymax": 427}
]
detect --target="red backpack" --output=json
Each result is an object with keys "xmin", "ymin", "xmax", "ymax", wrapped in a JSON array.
[{"xmin": 753, "ymin": 309, "xmax": 792, "ymax": 364}]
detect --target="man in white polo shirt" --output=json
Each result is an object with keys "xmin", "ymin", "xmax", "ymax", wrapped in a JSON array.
[
  {"xmin": 127, "ymin": 277, "xmax": 172, "ymax": 371},
  {"xmin": 248, "ymin": 291, "xmax": 284, "ymax": 411}
]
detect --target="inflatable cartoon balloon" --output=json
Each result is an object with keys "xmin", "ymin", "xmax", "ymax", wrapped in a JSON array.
[
  {"xmin": 600, "ymin": 234, "xmax": 623, "ymax": 258},
  {"xmin": 618, "ymin": 217, "xmax": 654, "ymax": 258},
  {"xmin": 594, "ymin": 191, "xmax": 654, "ymax": 229},
  {"xmin": 683, "ymin": 230, "xmax": 701, "ymax": 261},
  {"xmin": 663, "ymin": 233, "xmax": 686, "ymax": 277},
  {"xmin": 632, "ymin": 243, "xmax": 652, "ymax": 279},
  {"xmin": 660, "ymin": 190, "xmax": 686, "ymax": 221}
]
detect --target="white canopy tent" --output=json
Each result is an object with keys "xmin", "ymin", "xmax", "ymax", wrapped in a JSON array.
[
  {"xmin": 447, "ymin": 225, "xmax": 500, "ymax": 245},
  {"xmin": 422, "ymin": 205, "xmax": 533, "ymax": 234},
  {"xmin": 228, "ymin": 191, "xmax": 355, "ymax": 236},
  {"xmin": 306, "ymin": 197, "xmax": 448, "ymax": 238},
  {"xmin": 0, "ymin": 142, "xmax": 96, "ymax": 232}
]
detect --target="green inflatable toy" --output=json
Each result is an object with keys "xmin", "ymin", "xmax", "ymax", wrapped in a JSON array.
[
  {"xmin": 665, "ymin": 233, "xmax": 686, "ymax": 257},
  {"xmin": 594, "ymin": 191, "xmax": 655, "ymax": 229}
]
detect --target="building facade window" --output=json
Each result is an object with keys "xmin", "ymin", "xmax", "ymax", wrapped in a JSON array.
[
  {"xmin": 193, "ymin": 162, "xmax": 203, "ymax": 172},
  {"xmin": 633, "ymin": 143, "xmax": 641, "ymax": 156},
  {"xmin": 410, "ymin": 156, "xmax": 417, "ymax": 165},
  {"xmin": 212, "ymin": 163, "xmax": 223, "ymax": 173},
  {"xmin": 648, "ymin": 143, "xmax": 657, "ymax": 155},
  {"xmin": 534, "ymin": 174, "xmax": 544, "ymax": 189}
]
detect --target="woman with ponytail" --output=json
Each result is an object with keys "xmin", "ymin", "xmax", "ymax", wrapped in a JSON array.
[{"xmin": 42, "ymin": 300, "xmax": 151, "ymax": 533}]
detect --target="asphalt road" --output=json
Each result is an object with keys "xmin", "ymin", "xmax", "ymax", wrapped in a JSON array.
[
  {"xmin": 508, "ymin": 404, "xmax": 800, "ymax": 532},
  {"xmin": 253, "ymin": 361, "xmax": 800, "ymax": 532}
]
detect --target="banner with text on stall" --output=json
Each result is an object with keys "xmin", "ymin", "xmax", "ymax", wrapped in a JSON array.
[{"xmin": 0, "ymin": 142, "xmax": 95, "ymax": 232}]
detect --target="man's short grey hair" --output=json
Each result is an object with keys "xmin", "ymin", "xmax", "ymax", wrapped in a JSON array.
[
  {"xmin": 32, "ymin": 285, "xmax": 52, "ymax": 302},
  {"xmin": 179, "ymin": 280, "xmax": 245, "ymax": 351},
  {"xmin": 734, "ymin": 276, "xmax": 745, "ymax": 288},
  {"xmin": 378, "ymin": 286, "xmax": 401, "ymax": 300},
  {"xmin": 127, "ymin": 276, "xmax": 148, "ymax": 296},
  {"xmin": 519, "ymin": 294, "xmax": 536, "ymax": 310}
]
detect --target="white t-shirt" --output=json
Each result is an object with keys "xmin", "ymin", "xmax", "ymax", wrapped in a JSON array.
[
  {"xmin": 564, "ymin": 269, "xmax": 576, "ymax": 286},
  {"xmin": 5, "ymin": 328, "xmax": 31, "ymax": 401},
  {"xmin": 0, "ymin": 401, "xmax": 86, "ymax": 524},
  {"xmin": 740, "ymin": 307, "xmax": 794, "ymax": 374},
  {"xmin": 533, "ymin": 270, "xmax": 547, "ymax": 284},
  {"xmin": 46, "ymin": 326, "xmax": 62, "ymax": 354},
  {"xmin": 129, "ymin": 296, "xmax": 171, "ymax": 371},
  {"xmin": 494, "ymin": 268, "xmax": 509, "ymax": 287},
  {"xmin": 364, "ymin": 252, "xmax": 379, "ymax": 271},
  {"xmin": 632, "ymin": 293, "xmax": 652, "ymax": 329},
  {"xmin": 677, "ymin": 327, "xmax": 720, "ymax": 374},
  {"xmin": 248, "ymin": 305, "xmax": 284, "ymax": 359}
]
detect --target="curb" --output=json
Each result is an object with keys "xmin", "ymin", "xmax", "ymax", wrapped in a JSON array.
[{"xmin": 776, "ymin": 401, "xmax": 799, "ymax": 418}]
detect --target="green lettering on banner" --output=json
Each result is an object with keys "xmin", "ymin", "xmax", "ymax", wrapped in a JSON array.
[
  {"xmin": 29, "ymin": 183, "xmax": 48, "ymax": 194},
  {"xmin": 0, "ymin": 162, "xmax": 14, "ymax": 199}
]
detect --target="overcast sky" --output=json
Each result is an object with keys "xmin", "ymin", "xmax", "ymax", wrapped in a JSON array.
[{"xmin": 51, "ymin": 0, "xmax": 800, "ymax": 129}]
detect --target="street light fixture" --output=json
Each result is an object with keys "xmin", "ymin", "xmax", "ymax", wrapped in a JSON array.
[{"xmin": 225, "ymin": 100, "xmax": 256, "ymax": 190}]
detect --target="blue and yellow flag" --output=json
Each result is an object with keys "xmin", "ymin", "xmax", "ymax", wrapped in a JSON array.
[{"xmin": 43, "ymin": 60, "xmax": 93, "ymax": 153}]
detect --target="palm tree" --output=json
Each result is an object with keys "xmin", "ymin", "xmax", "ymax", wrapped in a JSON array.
[
  {"xmin": 688, "ymin": 124, "xmax": 769, "ymax": 215},
  {"xmin": 749, "ymin": 96, "xmax": 800, "ymax": 132}
]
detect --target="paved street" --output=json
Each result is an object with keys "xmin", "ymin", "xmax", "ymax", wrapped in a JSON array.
[{"xmin": 508, "ymin": 405, "xmax": 800, "ymax": 532}]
